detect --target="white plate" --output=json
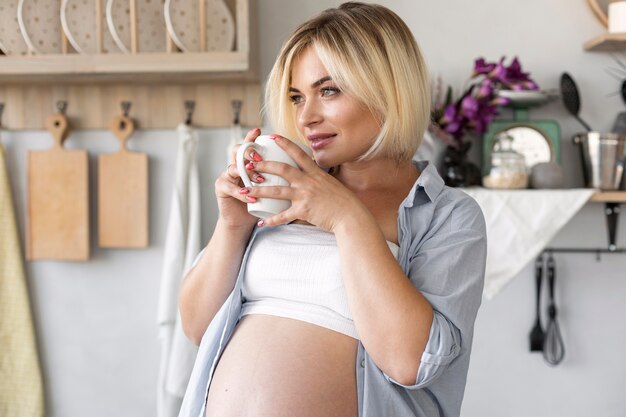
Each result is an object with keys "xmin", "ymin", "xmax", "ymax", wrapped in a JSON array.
[
  {"xmin": 498, "ymin": 90, "xmax": 548, "ymax": 106},
  {"xmin": 18, "ymin": 0, "xmax": 64, "ymax": 54},
  {"xmin": 107, "ymin": 0, "xmax": 167, "ymax": 53},
  {"xmin": 165, "ymin": 0, "xmax": 234, "ymax": 52},
  {"xmin": 0, "ymin": 1, "xmax": 29, "ymax": 55},
  {"xmin": 61, "ymin": 0, "xmax": 120, "ymax": 54}
]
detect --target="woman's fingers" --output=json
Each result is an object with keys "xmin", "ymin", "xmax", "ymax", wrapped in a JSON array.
[
  {"xmin": 271, "ymin": 135, "xmax": 316, "ymax": 171},
  {"xmin": 247, "ymin": 185, "xmax": 294, "ymax": 206},
  {"xmin": 216, "ymin": 176, "xmax": 258, "ymax": 204},
  {"xmin": 258, "ymin": 208, "xmax": 297, "ymax": 228}
]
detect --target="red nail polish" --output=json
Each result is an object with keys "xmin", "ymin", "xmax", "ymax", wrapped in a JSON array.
[
  {"xmin": 251, "ymin": 151, "xmax": 262, "ymax": 162},
  {"xmin": 253, "ymin": 127, "xmax": 261, "ymax": 134},
  {"xmin": 269, "ymin": 134, "xmax": 281, "ymax": 140},
  {"xmin": 246, "ymin": 196, "xmax": 257, "ymax": 203},
  {"xmin": 245, "ymin": 162, "xmax": 255, "ymax": 170},
  {"xmin": 239, "ymin": 187, "xmax": 249, "ymax": 194},
  {"xmin": 257, "ymin": 219, "xmax": 265, "ymax": 227},
  {"xmin": 255, "ymin": 175, "xmax": 265, "ymax": 183}
]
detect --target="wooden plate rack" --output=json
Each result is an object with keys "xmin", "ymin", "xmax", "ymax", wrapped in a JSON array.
[{"xmin": 0, "ymin": 0, "xmax": 261, "ymax": 129}]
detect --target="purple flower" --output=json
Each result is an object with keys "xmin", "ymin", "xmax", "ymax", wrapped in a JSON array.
[
  {"xmin": 431, "ymin": 55, "xmax": 538, "ymax": 144},
  {"xmin": 473, "ymin": 58, "xmax": 496, "ymax": 76}
]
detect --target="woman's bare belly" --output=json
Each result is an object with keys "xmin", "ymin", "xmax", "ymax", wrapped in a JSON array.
[{"xmin": 205, "ymin": 314, "xmax": 359, "ymax": 417}]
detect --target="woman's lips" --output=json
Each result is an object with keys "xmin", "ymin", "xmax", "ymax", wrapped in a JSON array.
[{"xmin": 309, "ymin": 134, "xmax": 336, "ymax": 150}]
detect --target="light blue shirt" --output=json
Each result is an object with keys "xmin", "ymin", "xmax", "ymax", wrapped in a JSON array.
[{"xmin": 178, "ymin": 161, "xmax": 487, "ymax": 417}]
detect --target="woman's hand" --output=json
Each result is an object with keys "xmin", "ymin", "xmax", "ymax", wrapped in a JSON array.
[
  {"xmin": 216, "ymin": 128, "xmax": 266, "ymax": 229},
  {"xmin": 245, "ymin": 135, "xmax": 365, "ymax": 231}
]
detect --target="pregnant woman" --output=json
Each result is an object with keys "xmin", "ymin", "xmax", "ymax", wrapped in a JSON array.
[{"xmin": 178, "ymin": 3, "xmax": 487, "ymax": 416}]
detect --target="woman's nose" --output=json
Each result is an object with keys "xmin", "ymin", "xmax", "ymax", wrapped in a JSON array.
[{"xmin": 297, "ymin": 98, "xmax": 322, "ymax": 128}]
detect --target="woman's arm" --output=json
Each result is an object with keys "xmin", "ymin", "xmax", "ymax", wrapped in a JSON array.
[
  {"xmin": 180, "ymin": 128, "xmax": 262, "ymax": 345},
  {"xmin": 179, "ymin": 219, "xmax": 254, "ymax": 345},
  {"xmin": 333, "ymin": 207, "xmax": 433, "ymax": 386}
]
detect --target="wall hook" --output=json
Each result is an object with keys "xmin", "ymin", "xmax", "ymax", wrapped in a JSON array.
[
  {"xmin": 231, "ymin": 99, "xmax": 242, "ymax": 125},
  {"xmin": 184, "ymin": 100, "xmax": 195, "ymax": 125},
  {"xmin": 121, "ymin": 101, "xmax": 132, "ymax": 117},
  {"xmin": 56, "ymin": 101, "xmax": 68, "ymax": 115}
]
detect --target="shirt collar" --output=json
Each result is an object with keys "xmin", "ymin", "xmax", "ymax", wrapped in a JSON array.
[{"xmin": 402, "ymin": 160, "xmax": 445, "ymax": 208}]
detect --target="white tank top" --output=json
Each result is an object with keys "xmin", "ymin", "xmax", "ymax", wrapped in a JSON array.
[{"xmin": 240, "ymin": 223, "xmax": 400, "ymax": 339}]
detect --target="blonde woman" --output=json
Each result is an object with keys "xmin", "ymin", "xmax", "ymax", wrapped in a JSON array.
[{"xmin": 178, "ymin": 3, "xmax": 486, "ymax": 416}]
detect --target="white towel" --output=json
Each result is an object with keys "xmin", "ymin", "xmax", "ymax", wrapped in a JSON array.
[
  {"xmin": 461, "ymin": 188, "xmax": 595, "ymax": 299},
  {"xmin": 0, "ymin": 143, "xmax": 45, "ymax": 417},
  {"xmin": 157, "ymin": 124, "xmax": 201, "ymax": 417},
  {"xmin": 228, "ymin": 121, "xmax": 243, "ymax": 164}
]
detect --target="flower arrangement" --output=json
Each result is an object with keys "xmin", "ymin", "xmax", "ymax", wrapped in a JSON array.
[{"xmin": 430, "ymin": 56, "xmax": 539, "ymax": 146}]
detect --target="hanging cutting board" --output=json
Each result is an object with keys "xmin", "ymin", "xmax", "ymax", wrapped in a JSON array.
[
  {"xmin": 27, "ymin": 112, "xmax": 90, "ymax": 261},
  {"xmin": 98, "ymin": 114, "xmax": 148, "ymax": 248}
]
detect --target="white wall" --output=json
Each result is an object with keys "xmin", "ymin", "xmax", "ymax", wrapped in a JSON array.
[{"xmin": 3, "ymin": 1, "xmax": 626, "ymax": 416}]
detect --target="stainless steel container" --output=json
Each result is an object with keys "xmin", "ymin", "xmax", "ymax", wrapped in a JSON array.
[{"xmin": 573, "ymin": 132, "xmax": 626, "ymax": 190}]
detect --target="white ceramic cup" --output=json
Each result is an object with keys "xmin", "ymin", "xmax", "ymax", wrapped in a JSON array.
[
  {"xmin": 609, "ymin": 1, "xmax": 626, "ymax": 33},
  {"xmin": 236, "ymin": 135, "xmax": 300, "ymax": 219}
]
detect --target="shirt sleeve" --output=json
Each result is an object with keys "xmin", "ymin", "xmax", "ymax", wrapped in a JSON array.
[{"xmin": 386, "ymin": 195, "xmax": 487, "ymax": 389}]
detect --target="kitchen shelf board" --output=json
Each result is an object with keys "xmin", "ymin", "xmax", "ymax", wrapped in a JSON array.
[
  {"xmin": 590, "ymin": 191, "xmax": 626, "ymax": 202},
  {"xmin": 584, "ymin": 33, "xmax": 626, "ymax": 51},
  {"xmin": 0, "ymin": 52, "xmax": 255, "ymax": 83}
]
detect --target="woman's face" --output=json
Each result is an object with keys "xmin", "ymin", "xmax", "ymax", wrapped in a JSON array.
[{"xmin": 288, "ymin": 47, "xmax": 381, "ymax": 168}]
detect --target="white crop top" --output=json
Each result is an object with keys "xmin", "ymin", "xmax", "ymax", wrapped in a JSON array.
[{"xmin": 240, "ymin": 224, "xmax": 399, "ymax": 339}]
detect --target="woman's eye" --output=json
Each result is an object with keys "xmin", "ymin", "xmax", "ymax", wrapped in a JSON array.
[
  {"xmin": 289, "ymin": 95, "xmax": 304, "ymax": 104},
  {"xmin": 321, "ymin": 87, "xmax": 339, "ymax": 97}
]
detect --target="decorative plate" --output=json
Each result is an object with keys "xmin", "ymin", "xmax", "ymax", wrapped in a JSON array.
[
  {"xmin": 61, "ymin": 0, "xmax": 120, "ymax": 54},
  {"xmin": 165, "ymin": 0, "xmax": 235, "ymax": 52},
  {"xmin": 106, "ymin": 0, "xmax": 167, "ymax": 54},
  {"xmin": 17, "ymin": 0, "xmax": 64, "ymax": 54},
  {"xmin": 498, "ymin": 90, "xmax": 549, "ymax": 107},
  {"xmin": 0, "ymin": 1, "xmax": 29, "ymax": 55}
]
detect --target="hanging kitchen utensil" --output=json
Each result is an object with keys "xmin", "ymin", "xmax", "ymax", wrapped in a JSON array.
[
  {"xmin": 27, "ymin": 102, "xmax": 90, "ymax": 261},
  {"xmin": 543, "ymin": 253, "xmax": 565, "ymax": 366},
  {"xmin": 98, "ymin": 103, "xmax": 148, "ymax": 248},
  {"xmin": 529, "ymin": 254, "xmax": 545, "ymax": 352},
  {"xmin": 560, "ymin": 72, "xmax": 593, "ymax": 132}
]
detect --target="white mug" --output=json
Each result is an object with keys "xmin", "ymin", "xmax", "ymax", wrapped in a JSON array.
[{"xmin": 236, "ymin": 135, "xmax": 302, "ymax": 219}]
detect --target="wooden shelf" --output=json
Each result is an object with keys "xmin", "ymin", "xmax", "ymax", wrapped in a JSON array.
[
  {"xmin": 0, "ymin": 52, "xmax": 255, "ymax": 83},
  {"xmin": 0, "ymin": 0, "xmax": 261, "ymax": 129},
  {"xmin": 590, "ymin": 191, "xmax": 626, "ymax": 202},
  {"xmin": 584, "ymin": 32, "xmax": 626, "ymax": 51}
]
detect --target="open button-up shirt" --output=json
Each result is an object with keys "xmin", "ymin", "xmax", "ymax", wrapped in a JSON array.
[{"xmin": 178, "ymin": 161, "xmax": 487, "ymax": 417}]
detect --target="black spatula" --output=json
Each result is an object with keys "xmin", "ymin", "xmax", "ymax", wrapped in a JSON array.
[
  {"xmin": 529, "ymin": 255, "xmax": 545, "ymax": 352},
  {"xmin": 560, "ymin": 72, "xmax": 592, "ymax": 132}
]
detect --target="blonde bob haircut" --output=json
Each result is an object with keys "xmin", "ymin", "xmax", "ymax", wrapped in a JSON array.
[{"xmin": 264, "ymin": 2, "xmax": 430, "ymax": 163}]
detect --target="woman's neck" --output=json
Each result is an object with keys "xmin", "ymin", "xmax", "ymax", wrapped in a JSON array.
[{"xmin": 332, "ymin": 158, "xmax": 420, "ymax": 193}]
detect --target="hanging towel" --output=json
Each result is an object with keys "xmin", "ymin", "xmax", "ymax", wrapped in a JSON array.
[
  {"xmin": 227, "ymin": 120, "xmax": 243, "ymax": 164},
  {"xmin": 157, "ymin": 124, "xmax": 201, "ymax": 417},
  {"xmin": 0, "ymin": 144, "xmax": 45, "ymax": 417},
  {"xmin": 461, "ymin": 188, "xmax": 595, "ymax": 299}
]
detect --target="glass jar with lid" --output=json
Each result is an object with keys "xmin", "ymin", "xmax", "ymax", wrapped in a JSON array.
[{"xmin": 483, "ymin": 132, "xmax": 528, "ymax": 189}]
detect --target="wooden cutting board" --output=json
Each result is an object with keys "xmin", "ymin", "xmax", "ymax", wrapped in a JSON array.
[
  {"xmin": 98, "ymin": 114, "xmax": 148, "ymax": 248},
  {"xmin": 27, "ymin": 113, "xmax": 90, "ymax": 261}
]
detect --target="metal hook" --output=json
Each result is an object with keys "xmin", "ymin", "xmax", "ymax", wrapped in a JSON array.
[
  {"xmin": 121, "ymin": 101, "xmax": 132, "ymax": 117},
  {"xmin": 231, "ymin": 99, "xmax": 242, "ymax": 125},
  {"xmin": 56, "ymin": 101, "xmax": 68, "ymax": 115},
  {"xmin": 184, "ymin": 100, "xmax": 195, "ymax": 125}
]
